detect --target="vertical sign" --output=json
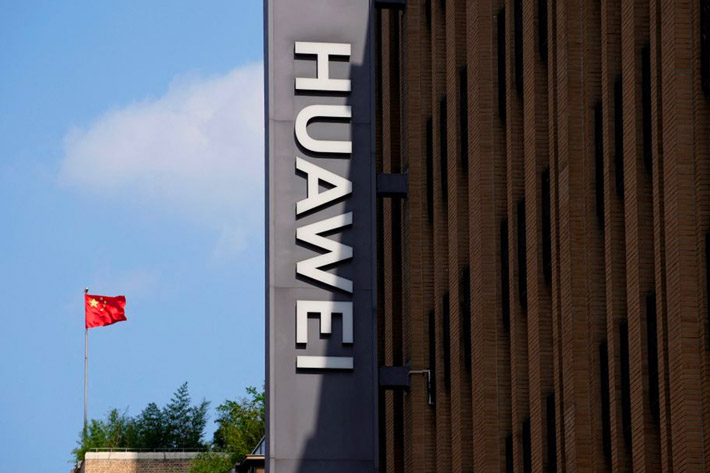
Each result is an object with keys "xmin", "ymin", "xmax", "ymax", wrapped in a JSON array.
[{"xmin": 264, "ymin": 1, "xmax": 378, "ymax": 472}]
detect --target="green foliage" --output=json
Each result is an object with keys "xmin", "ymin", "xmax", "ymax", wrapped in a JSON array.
[
  {"xmin": 72, "ymin": 409, "xmax": 138, "ymax": 462},
  {"xmin": 135, "ymin": 402, "xmax": 164, "ymax": 448},
  {"xmin": 163, "ymin": 382, "xmax": 210, "ymax": 449},
  {"xmin": 189, "ymin": 453, "xmax": 235, "ymax": 473},
  {"xmin": 72, "ymin": 382, "xmax": 265, "ymax": 473},
  {"xmin": 212, "ymin": 386, "xmax": 265, "ymax": 457},
  {"xmin": 73, "ymin": 382, "xmax": 209, "ymax": 462},
  {"xmin": 189, "ymin": 386, "xmax": 265, "ymax": 473}
]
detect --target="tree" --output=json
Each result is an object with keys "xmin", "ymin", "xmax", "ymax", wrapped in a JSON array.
[
  {"xmin": 135, "ymin": 402, "xmax": 165, "ymax": 448},
  {"xmin": 212, "ymin": 386, "xmax": 264, "ymax": 458},
  {"xmin": 73, "ymin": 382, "xmax": 209, "ymax": 462},
  {"xmin": 103, "ymin": 408, "xmax": 139, "ymax": 447},
  {"xmin": 71, "ymin": 382, "xmax": 264, "ymax": 473},
  {"xmin": 190, "ymin": 386, "xmax": 265, "ymax": 473},
  {"xmin": 72, "ymin": 408, "xmax": 138, "ymax": 461},
  {"xmin": 163, "ymin": 382, "xmax": 209, "ymax": 449},
  {"xmin": 190, "ymin": 453, "xmax": 235, "ymax": 473}
]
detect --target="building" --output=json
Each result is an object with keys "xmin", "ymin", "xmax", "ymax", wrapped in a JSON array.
[
  {"xmin": 265, "ymin": 0, "xmax": 710, "ymax": 471},
  {"xmin": 373, "ymin": 0, "xmax": 710, "ymax": 472},
  {"xmin": 71, "ymin": 443, "xmax": 264, "ymax": 473},
  {"xmin": 236, "ymin": 437, "xmax": 266, "ymax": 473},
  {"xmin": 73, "ymin": 451, "xmax": 201, "ymax": 473}
]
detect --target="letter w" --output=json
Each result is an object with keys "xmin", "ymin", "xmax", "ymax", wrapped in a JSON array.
[{"xmin": 296, "ymin": 213, "xmax": 353, "ymax": 293}]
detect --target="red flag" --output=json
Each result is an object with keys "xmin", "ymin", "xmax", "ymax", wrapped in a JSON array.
[{"xmin": 85, "ymin": 294, "xmax": 127, "ymax": 329}]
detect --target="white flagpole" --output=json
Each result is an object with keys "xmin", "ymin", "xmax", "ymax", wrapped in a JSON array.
[{"xmin": 84, "ymin": 288, "xmax": 88, "ymax": 438}]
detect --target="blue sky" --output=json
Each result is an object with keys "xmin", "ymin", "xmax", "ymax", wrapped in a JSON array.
[{"xmin": 0, "ymin": 2, "xmax": 264, "ymax": 471}]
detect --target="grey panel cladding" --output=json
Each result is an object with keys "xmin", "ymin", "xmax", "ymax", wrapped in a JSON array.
[{"xmin": 265, "ymin": 1, "xmax": 378, "ymax": 472}]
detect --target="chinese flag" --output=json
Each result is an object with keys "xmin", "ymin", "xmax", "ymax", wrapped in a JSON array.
[{"xmin": 85, "ymin": 294, "xmax": 127, "ymax": 329}]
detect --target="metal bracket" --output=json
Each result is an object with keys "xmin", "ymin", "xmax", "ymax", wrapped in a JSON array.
[
  {"xmin": 375, "ymin": 0, "xmax": 406, "ymax": 8},
  {"xmin": 379, "ymin": 364, "xmax": 434, "ymax": 406},
  {"xmin": 409, "ymin": 369, "xmax": 434, "ymax": 406},
  {"xmin": 376, "ymin": 171, "xmax": 408, "ymax": 198},
  {"xmin": 379, "ymin": 364, "xmax": 410, "ymax": 389}
]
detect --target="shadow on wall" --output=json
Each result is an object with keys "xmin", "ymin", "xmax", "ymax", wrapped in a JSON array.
[
  {"xmin": 294, "ymin": 18, "xmax": 376, "ymax": 473},
  {"xmin": 266, "ymin": 2, "xmax": 379, "ymax": 472}
]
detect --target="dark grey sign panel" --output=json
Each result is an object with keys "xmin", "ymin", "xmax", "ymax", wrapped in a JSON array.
[{"xmin": 264, "ymin": 1, "xmax": 378, "ymax": 472}]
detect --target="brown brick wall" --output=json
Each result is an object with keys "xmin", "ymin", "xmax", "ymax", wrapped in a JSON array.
[
  {"xmin": 376, "ymin": 0, "xmax": 710, "ymax": 471},
  {"xmin": 84, "ymin": 460, "xmax": 193, "ymax": 473}
]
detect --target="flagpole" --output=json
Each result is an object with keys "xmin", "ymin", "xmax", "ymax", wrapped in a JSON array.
[{"xmin": 84, "ymin": 288, "xmax": 88, "ymax": 438}]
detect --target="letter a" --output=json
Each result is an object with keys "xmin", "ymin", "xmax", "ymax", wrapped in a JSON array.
[{"xmin": 296, "ymin": 157, "xmax": 352, "ymax": 215}]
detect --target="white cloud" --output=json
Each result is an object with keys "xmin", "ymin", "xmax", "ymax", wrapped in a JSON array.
[
  {"xmin": 58, "ymin": 63, "xmax": 264, "ymax": 255},
  {"xmin": 89, "ymin": 267, "xmax": 162, "ymax": 300},
  {"xmin": 211, "ymin": 224, "xmax": 249, "ymax": 260}
]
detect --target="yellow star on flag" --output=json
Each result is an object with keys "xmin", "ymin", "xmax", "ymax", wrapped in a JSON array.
[{"xmin": 89, "ymin": 298, "xmax": 99, "ymax": 308}]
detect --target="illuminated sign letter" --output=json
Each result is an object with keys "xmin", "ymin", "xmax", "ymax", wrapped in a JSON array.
[
  {"xmin": 296, "ymin": 157, "xmax": 352, "ymax": 215},
  {"xmin": 294, "ymin": 41, "xmax": 351, "ymax": 92},
  {"xmin": 266, "ymin": 1, "xmax": 377, "ymax": 469},
  {"xmin": 294, "ymin": 104, "xmax": 352, "ymax": 154},
  {"xmin": 296, "ymin": 213, "xmax": 353, "ymax": 293},
  {"xmin": 296, "ymin": 300, "xmax": 354, "ymax": 370}
]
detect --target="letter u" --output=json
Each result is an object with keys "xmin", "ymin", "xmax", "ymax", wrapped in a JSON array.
[{"xmin": 294, "ymin": 105, "xmax": 352, "ymax": 154}]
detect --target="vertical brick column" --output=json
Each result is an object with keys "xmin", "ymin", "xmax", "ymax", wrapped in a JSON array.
[
  {"xmin": 546, "ymin": 0, "xmax": 570, "ymax": 468},
  {"xmin": 648, "ymin": 0, "xmax": 674, "ymax": 467},
  {"xmin": 504, "ymin": 0, "xmax": 530, "ymax": 467},
  {"xmin": 431, "ymin": 1, "xmax": 452, "ymax": 471},
  {"xmin": 582, "ymin": 0, "xmax": 608, "ymax": 469},
  {"xmin": 620, "ymin": 0, "xmax": 661, "ymax": 468},
  {"xmin": 600, "ymin": 0, "xmax": 633, "ymax": 466},
  {"xmin": 398, "ymin": 3, "xmax": 436, "ymax": 473},
  {"xmin": 553, "ymin": 0, "xmax": 596, "ymax": 467},
  {"xmin": 468, "ymin": 0, "xmax": 511, "ymax": 471},
  {"xmin": 521, "ymin": 0, "xmax": 555, "ymax": 467},
  {"xmin": 690, "ymin": 0, "xmax": 710, "ymax": 466},
  {"xmin": 660, "ymin": 0, "xmax": 705, "ymax": 467},
  {"xmin": 445, "ymin": 1, "xmax": 472, "ymax": 472}
]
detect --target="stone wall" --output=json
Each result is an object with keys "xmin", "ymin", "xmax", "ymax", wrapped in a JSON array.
[{"xmin": 80, "ymin": 452, "xmax": 201, "ymax": 473}]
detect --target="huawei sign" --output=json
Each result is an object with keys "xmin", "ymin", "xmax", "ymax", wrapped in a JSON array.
[
  {"xmin": 266, "ymin": 1, "xmax": 378, "ymax": 469},
  {"xmin": 293, "ymin": 42, "xmax": 355, "ymax": 370}
]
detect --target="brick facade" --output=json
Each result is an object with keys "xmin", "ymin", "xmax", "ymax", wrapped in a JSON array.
[
  {"xmin": 375, "ymin": 0, "xmax": 710, "ymax": 471},
  {"xmin": 79, "ymin": 452, "xmax": 200, "ymax": 473}
]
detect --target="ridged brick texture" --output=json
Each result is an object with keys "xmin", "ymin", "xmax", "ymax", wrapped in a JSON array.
[
  {"xmin": 82, "ymin": 458, "xmax": 194, "ymax": 473},
  {"xmin": 375, "ymin": 0, "xmax": 710, "ymax": 471}
]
